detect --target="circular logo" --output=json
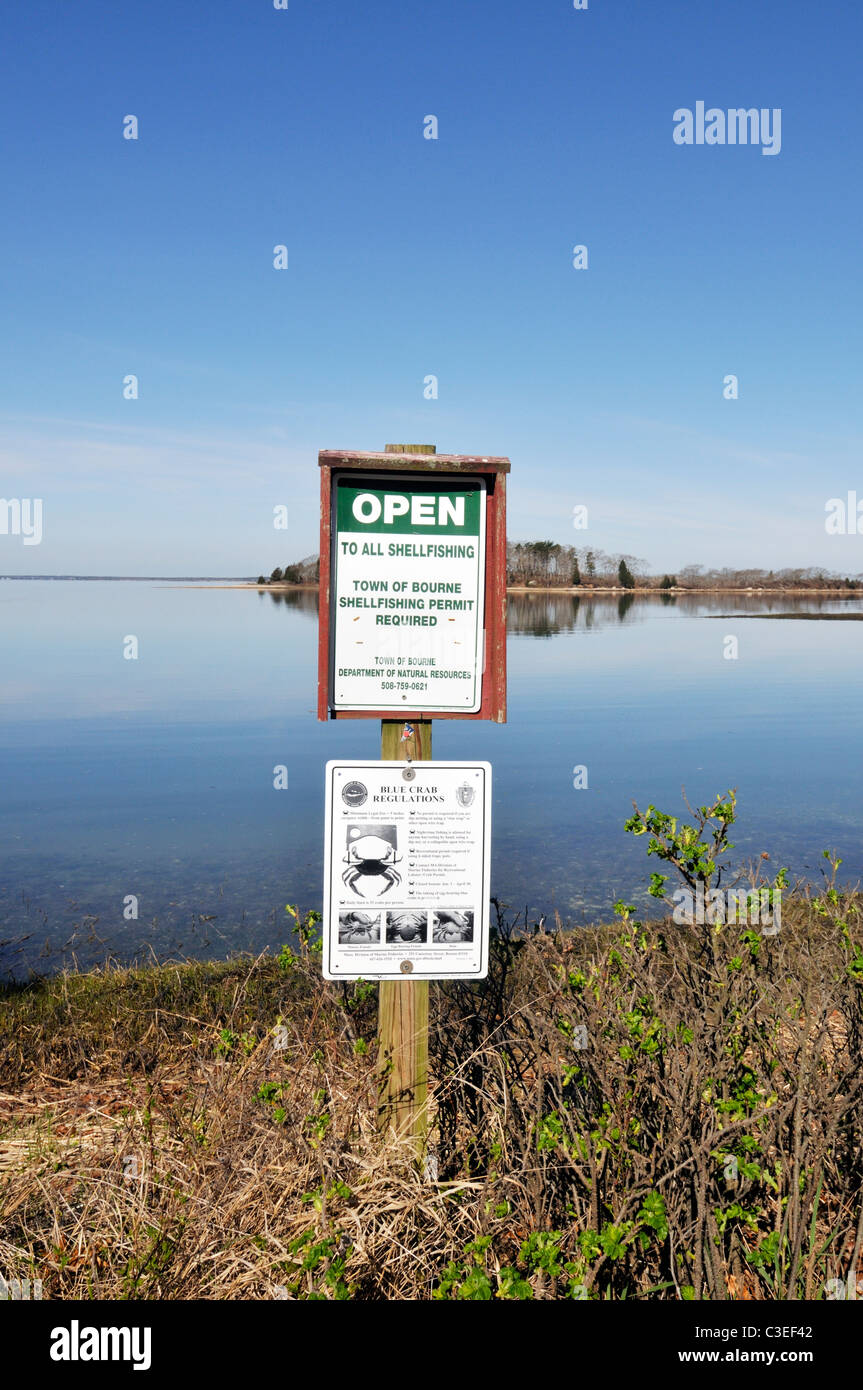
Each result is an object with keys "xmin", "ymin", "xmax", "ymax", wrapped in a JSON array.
[
  {"xmin": 342, "ymin": 780, "xmax": 367, "ymax": 807},
  {"xmin": 400, "ymin": 960, "xmax": 414, "ymax": 974}
]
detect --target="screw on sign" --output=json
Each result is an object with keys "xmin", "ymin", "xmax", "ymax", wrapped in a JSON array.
[{"xmin": 318, "ymin": 443, "xmax": 508, "ymax": 1156}]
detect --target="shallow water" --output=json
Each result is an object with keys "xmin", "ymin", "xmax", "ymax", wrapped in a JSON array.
[{"xmin": 1, "ymin": 581, "xmax": 861, "ymax": 977}]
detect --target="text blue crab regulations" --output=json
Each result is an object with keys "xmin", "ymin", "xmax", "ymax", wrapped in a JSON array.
[
  {"xmin": 323, "ymin": 761, "xmax": 491, "ymax": 980},
  {"xmin": 330, "ymin": 477, "xmax": 486, "ymax": 711}
]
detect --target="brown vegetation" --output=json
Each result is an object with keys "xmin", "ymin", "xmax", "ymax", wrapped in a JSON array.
[{"xmin": 1, "ymin": 879, "xmax": 861, "ymax": 1300}]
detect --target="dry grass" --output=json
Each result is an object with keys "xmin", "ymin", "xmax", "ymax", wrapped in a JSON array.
[{"xmin": 1, "ymin": 887, "xmax": 862, "ymax": 1301}]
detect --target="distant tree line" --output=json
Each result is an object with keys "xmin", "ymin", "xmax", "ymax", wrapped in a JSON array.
[
  {"xmin": 256, "ymin": 544, "xmax": 862, "ymax": 591},
  {"xmin": 256, "ymin": 555, "xmax": 319, "ymax": 585},
  {"xmin": 670, "ymin": 564, "xmax": 862, "ymax": 591},
  {"xmin": 508, "ymin": 542, "xmax": 653, "ymax": 587},
  {"xmin": 506, "ymin": 542, "xmax": 862, "ymax": 590}
]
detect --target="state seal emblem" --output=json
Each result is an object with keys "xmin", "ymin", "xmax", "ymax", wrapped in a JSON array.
[
  {"xmin": 342, "ymin": 780, "xmax": 368, "ymax": 808},
  {"xmin": 455, "ymin": 781, "xmax": 475, "ymax": 808}
]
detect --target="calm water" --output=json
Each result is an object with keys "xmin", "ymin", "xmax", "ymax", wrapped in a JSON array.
[{"xmin": 2, "ymin": 580, "xmax": 862, "ymax": 978}]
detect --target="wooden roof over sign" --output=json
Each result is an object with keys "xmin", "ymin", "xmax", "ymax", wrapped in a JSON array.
[{"xmin": 319, "ymin": 449, "xmax": 511, "ymax": 474}]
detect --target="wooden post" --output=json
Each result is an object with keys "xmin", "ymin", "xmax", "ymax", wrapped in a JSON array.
[{"xmin": 377, "ymin": 445, "xmax": 434, "ymax": 1153}]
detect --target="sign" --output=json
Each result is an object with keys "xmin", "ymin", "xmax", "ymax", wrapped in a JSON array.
[
  {"xmin": 330, "ymin": 474, "xmax": 486, "ymax": 712},
  {"xmin": 322, "ymin": 759, "xmax": 491, "ymax": 980}
]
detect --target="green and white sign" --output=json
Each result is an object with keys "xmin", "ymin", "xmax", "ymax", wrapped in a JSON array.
[{"xmin": 330, "ymin": 475, "xmax": 486, "ymax": 711}]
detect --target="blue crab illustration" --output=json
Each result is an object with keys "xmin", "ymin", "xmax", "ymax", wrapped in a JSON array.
[{"xmin": 342, "ymin": 834, "xmax": 402, "ymax": 896}]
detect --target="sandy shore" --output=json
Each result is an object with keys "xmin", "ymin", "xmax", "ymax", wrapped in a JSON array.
[{"xmin": 171, "ymin": 582, "xmax": 863, "ymax": 597}]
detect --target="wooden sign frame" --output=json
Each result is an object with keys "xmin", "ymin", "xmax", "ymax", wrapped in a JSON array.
[{"xmin": 317, "ymin": 449, "xmax": 509, "ymax": 723}]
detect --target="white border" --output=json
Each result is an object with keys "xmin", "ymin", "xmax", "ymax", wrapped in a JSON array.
[{"xmin": 322, "ymin": 760, "xmax": 492, "ymax": 980}]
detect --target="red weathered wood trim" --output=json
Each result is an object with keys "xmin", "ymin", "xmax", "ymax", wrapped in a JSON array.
[
  {"xmin": 319, "ymin": 449, "xmax": 510, "ymax": 474},
  {"xmin": 316, "ymin": 463, "xmax": 333, "ymax": 722},
  {"xmin": 317, "ymin": 451, "xmax": 509, "ymax": 722}
]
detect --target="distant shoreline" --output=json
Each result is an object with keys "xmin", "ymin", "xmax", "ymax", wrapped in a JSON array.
[
  {"xmin": 3, "ymin": 577, "xmax": 862, "ymax": 598},
  {"xmin": 214, "ymin": 582, "xmax": 863, "ymax": 598}
]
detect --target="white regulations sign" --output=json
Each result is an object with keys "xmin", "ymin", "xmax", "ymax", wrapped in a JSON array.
[
  {"xmin": 322, "ymin": 760, "xmax": 491, "ymax": 980},
  {"xmin": 330, "ymin": 474, "xmax": 486, "ymax": 712}
]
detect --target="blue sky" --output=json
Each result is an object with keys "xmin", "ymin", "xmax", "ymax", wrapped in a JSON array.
[{"xmin": 2, "ymin": 0, "xmax": 861, "ymax": 575}]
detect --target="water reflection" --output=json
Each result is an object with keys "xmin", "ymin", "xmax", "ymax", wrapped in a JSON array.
[
  {"xmin": 505, "ymin": 590, "xmax": 860, "ymax": 636},
  {"xmin": 3, "ymin": 580, "xmax": 862, "ymax": 980},
  {"xmin": 264, "ymin": 586, "xmax": 860, "ymax": 635},
  {"xmin": 260, "ymin": 586, "xmax": 319, "ymax": 615}
]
